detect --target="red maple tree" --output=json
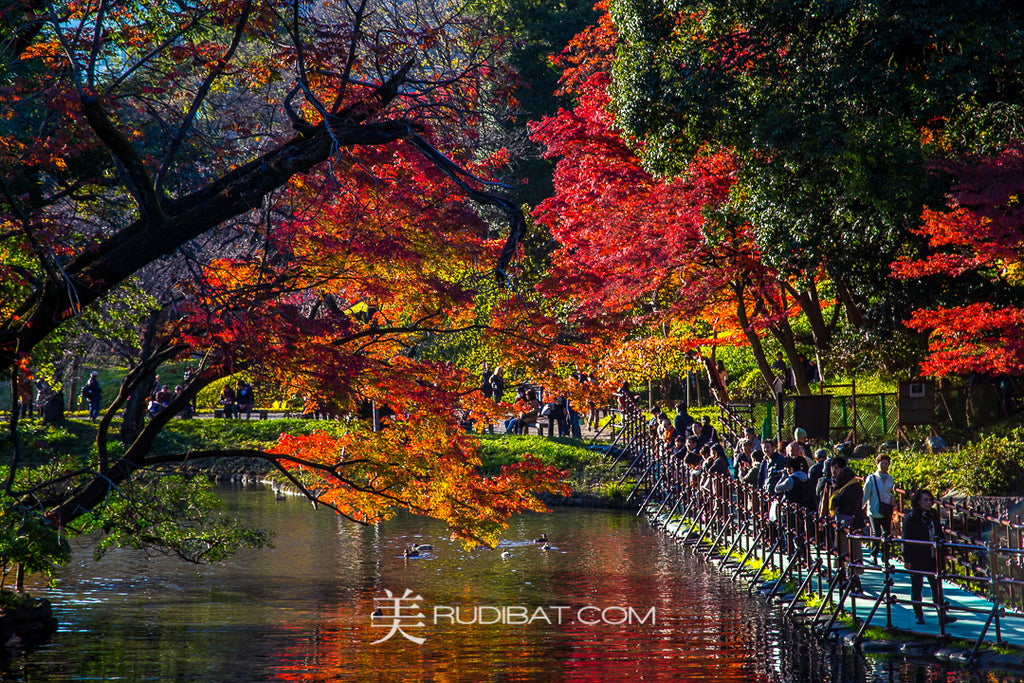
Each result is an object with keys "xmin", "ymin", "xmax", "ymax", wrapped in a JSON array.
[
  {"xmin": 893, "ymin": 143, "xmax": 1024, "ymax": 376},
  {"xmin": 527, "ymin": 5, "xmax": 819, "ymax": 396},
  {"xmin": 1, "ymin": 0, "xmax": 567, "ymax": 560}
]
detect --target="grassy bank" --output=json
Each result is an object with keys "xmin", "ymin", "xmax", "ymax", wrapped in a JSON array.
[
  {"xmin": 10, "ymin": 419, "xmax": 615, "ymax": 501},
  {"xmin": 9, "ymin": 418, "xmax": 353, "ymax": 472},
  {"xmin": 476, "ymin": 434, "xmax": 627, "ymax": 504}
]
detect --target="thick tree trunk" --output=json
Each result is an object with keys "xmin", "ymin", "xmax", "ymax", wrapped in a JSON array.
[
  {"xmin": 1, "ymin": 63, "xmax": 523, "ymax": 375},
  {"xmin": 770, "ymin": 319, "xmax": 811, "ymax": 395},
  {"xmin": 832, "ymin": 276, "xmax": 866, "ymax": 329},
  {"xmin": 119, "ymin": 313, "xmax": 162, "ymax": 445},
  {"xmin": 733, "ymin": 283, "xmax": 776, "ymax": 396},
  {"xmin": 792, "ymin": 280, "xmax": 831, "ymax": 351}
]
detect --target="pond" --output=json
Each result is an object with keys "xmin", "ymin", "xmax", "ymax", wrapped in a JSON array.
[{"xmin": 8, "ymin": 486, "xmax": 1016, "ymax": 681}]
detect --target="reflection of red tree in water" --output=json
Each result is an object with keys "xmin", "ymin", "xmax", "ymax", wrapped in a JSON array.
[{"xmin": 264, "ymin": 523, "xmax": 769, "ymax": 681}]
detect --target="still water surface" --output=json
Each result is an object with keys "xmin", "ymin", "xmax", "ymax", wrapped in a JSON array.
[{"xmin": 8, "ymin": 486, "xmax": 1018, "ymax": 681}]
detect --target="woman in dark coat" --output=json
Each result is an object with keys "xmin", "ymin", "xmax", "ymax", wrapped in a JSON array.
[
  {"xmin": 902, "ymin": 489, "xmax": 956, "ymax": 625},
  {"xmin": 828, "ymin": 467, "xmax": 864, "ymax": 585}
]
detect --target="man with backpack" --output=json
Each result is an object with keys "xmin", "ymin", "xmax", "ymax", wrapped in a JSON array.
[
  {"xmin": 775, "ymin": 456, "xmax": 811, "ymax": 508},
  {"xmin": 775, "ymin": 456, "xmax": 812, "ymax": 550}
]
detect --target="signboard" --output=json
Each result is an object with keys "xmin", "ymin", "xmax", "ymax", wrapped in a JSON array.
[
  {"xmin": 898, "ymin": 380, "xmax": 934, "ymax": 427},
  {"xmin": 792, "ymin": 395, "xmax": 832, "ymax": 440}
]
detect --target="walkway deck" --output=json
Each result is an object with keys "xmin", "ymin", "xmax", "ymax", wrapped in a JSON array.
[{"xmin": 649, "ymin": 509, "xmax": 1024, "ymax": 654}]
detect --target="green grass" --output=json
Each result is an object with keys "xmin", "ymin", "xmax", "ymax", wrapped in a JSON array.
[
  {"xmin": 7, "ymin": 419, "xmax": 99, "ymax": 465},
  {"xmin": 802, "ymin": 593, "xmax": 824, "ymax": 609},
  {"xmin": 476, "ymin": 434, "xmax": 600, "ymax": 471},
  {"xmin": 597, "ymin": 480, "xmax": 632, "ymax": 502},
  {"xmin": 476, "ymin": 434, "xmax": 618, "ymax": 499},
  {"xmin": 10, "ymin": 420, "xmax": 612, "ymax": 497},
  {"xmin": 152, "ymin": 418, "xmax": 356, "ymax": 454},
  {"xmin": 858, "ymin": 625, "xmax": 891, "ymax": 641},
  {"xmin": 7, "ymin": 417, "xmax": 360, "ymax": 474}
]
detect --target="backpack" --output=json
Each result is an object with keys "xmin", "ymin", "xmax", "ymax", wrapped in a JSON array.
[
  {"xmin": 802, "ymin": 476, "xmax": 819, "ymax": 510},
  {"xmin": 783, "ymin": 475, "xmax": 805, "ymax": 507}
]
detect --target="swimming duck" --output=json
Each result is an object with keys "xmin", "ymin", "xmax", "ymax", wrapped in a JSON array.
[
  {"xmin": 540, "ymin": 543, "xmax": 552, "ymax": 551},
  {"xmin": 500, "ymin": 550, "xmax": 511, "ymax": 559},
  {"xmin": 404, "ymin": 547, "xmax": 420, "ymax": 559},
  {"xmin": 534, "ymin": 533, "xmax": 548, "ymax": 544}
]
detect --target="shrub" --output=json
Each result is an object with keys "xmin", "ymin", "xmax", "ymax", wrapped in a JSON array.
[
  {"xmin": 884, "ymin": 429, "xmax": 1024, "ymax": 496},
  {"xmin": 954, "ymin": 429, "xmax": 1024, "ymax": 495}
]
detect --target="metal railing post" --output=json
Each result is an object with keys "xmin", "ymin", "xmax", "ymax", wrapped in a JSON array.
[
  {"xmin": 748, "ymin": 538, "xmax": 783, "ymax": 593},
  {"xmin": 732, "ymin": 528, "xmax": 766, "ymax": 581}
]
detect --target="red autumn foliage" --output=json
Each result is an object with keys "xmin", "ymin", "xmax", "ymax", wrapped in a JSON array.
[
  {"xmin": 2, "ymin": 0, "xmax": 563, "ymax": 552},
  {"xmin": 528, "ymin": 10, "xmax": 811, "ymax": 394},
  {"xmin": 893, "ymin": 144, "xmax": 1024, "ymax": 376}
]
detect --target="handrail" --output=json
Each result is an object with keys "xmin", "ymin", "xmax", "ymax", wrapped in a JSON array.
[{"xmin": 609, "ymin": 402, "xmax": 1024, "ymax": 649}]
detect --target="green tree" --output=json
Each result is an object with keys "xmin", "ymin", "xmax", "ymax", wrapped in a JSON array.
[
  {"xmin": 483, "ymin": 0, "xmax": 599, "ymax": 208},
  {"xmin": 606, "ymin": 0, "xmax": 1024, "ymax": 358}
]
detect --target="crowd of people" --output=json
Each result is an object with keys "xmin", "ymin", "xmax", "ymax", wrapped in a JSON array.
[
  {"xmin": 64, "ymin": 370, "xmax": 257, "ymax": 422},
  {"xmin": 17, "ymin": 358, "xmax": 958, "ymax": 625},
  {"xmin": 479, "ymin": 362, "xmax": 593, "ymax": 438},
  {"xmin": 626, "ymin": 395, "xmax": 954, "ymax": 626}
]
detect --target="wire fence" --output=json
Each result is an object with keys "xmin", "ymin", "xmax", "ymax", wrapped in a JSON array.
[{"xmin": 725, "ymin": 384, "xmax": 1011, "ymax": 444}]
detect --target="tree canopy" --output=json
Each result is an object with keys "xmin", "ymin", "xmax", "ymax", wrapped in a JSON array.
[
  {"xmin": 1, "ymin": 0, "xmax": 567, "ymax": 564},
  {"xmin": 524, "ymin": 0, "xmax": 1024, "ymax": 389},
  {"xmin": 5, "ymin": 0, "xmax": 1024, "ymax": 588},
  {"xmin": 606, "ymin": 0, "xmax": 1024, "ymax": 344}
]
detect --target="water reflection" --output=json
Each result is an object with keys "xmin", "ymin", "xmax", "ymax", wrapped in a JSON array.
[{"xmin": 10, "ymin": 486, "xmax": 1017, "ymax": 681}]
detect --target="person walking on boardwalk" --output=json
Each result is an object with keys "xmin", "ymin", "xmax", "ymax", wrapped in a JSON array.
[
  {"xmin": 862, "ymin": 454, "xmax": 895, "ymax": 561},
  {"xmin": 902, "ymin": 489, "xmax": 956, "ymax": 625},
  {"xmin": 829, "ymin": 466, "xmax": 864, "ymax": 590}
]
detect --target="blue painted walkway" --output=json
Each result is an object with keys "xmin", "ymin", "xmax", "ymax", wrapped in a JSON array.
[
  {"xmin": 654, "ymin": 512, "xmax": 1024, "ymax": 650},
  {"xmin": 853, "ymin": 557, "xmax": 1024, "ymax": 642}
]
